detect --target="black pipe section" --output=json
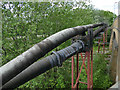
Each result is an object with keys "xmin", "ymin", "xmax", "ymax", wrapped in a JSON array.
[
  {"xmin": 2, "ymin": 41, "xmax": 84, "ymax": 89},
  {"xmin": 93, "ymin": 25, "xmax": 107, "ymax": 37},
  {"xmin": 0, "ymin": 23, "xmax": 105, "ymax": 86}
]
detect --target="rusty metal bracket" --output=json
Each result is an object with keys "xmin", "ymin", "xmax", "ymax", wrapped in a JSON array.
[
  {"xmin": 76, "ymin": 40, "xmax": 85, "ymax": 52},
  {"xmin": 84, "ymin": 28, "xmax": 93, "ymax": 51}
]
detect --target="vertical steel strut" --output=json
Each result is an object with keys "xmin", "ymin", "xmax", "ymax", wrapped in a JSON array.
[
  {"xmin": 71, "ymin": 49, "xmax": 93, "ymax": 90},
  {"xmin": 71, "ymin": 28, "xmax": 94, "ymax": 90},
  {"xmin": 97, "ymin": 30, "xmax": 108, "ymax": 54}
]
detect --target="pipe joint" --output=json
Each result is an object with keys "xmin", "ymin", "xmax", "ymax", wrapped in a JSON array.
[
  {"xmin": 51, "ymin": 51, "xmax": 62, "ymax": 67},
  {"xmin": 76, "ymin": 40, "xmax": 85, "ymax": 52}
]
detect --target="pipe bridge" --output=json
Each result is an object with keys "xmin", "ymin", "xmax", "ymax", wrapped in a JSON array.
[{"xmin": 0, "ymin": 23, "xmax": 110, "ymax": 89}]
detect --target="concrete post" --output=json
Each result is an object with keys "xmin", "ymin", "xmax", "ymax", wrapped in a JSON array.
[
  {"xmin": 109, "ymin": 15, "xmax": 120, "ymax": 82},
  {"xmin": 117, "ymin": 14, "xmax": 120, "ymax": 82}
]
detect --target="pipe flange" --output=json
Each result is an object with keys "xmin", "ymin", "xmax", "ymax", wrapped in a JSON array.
[
  {"xmin": 51, "ymin": 51, "xmax": 62, "ymax": 67},
  {"xmin": 76, "ymin": 40, "xmax": 85, "ymax": 50}
]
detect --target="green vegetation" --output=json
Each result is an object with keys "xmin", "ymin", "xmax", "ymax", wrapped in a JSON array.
[
  {"xmin": 2, "ymin": 1, "xmax": 115, "ymax": 89},
  {"xmin": 93, "ymin": 54, "xmax": 112, "ymax": 89}
]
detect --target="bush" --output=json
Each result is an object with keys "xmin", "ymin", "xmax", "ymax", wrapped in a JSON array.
[{"xmin": 93, "ymin": 54, "xmax": 112, "ymax": 89}]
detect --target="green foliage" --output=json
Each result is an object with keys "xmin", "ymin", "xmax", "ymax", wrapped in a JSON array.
[
  {"xmin": 2, "ymin": 1, "xmax": 114, "ymax": 89},
  {"xmin": 92, "ymin": 9, "xmax": 116, "ymax": 26},
  {"xmin": 93, "ymin": 54, "xmax": 112, "ymax": 89}
]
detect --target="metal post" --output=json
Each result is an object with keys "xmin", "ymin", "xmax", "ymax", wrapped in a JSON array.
[
  {"xmin": 87, "ymin": 52, "xmax": 90, "ymax": 89},
  {"xmin": 106, "ymin": 31, "xmax": 107, "ymax": 43},
  {"xmin": 98, "ymin": 39, "xmax": 101, "ymax": 53},
  {"xmin": 76, "ymin": 53, "xmax": 79, "ymax": 89},
  {"xmin": 103, "ymin": 32, "xmax": 105, "ymax": 54},
  {"xmin": 72, "ymin": 56, "xmax": 74, "ymax": 89},
  {"xmin": 91, "ymin": 48, "xmax": 93, "ymax": 89}
]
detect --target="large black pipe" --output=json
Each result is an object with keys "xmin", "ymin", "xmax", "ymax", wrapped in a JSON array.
[
  {"xmin": 93, "ymin": 25, "xmax": 107, "ymax": 37},
  {"xmin": 0, "ymin": 23, "xmax": 105, "ymax": 86},
  {"xmin": 2, "ymin": 25, "xmax": 107, "ymax": 89},
  {"xmin": 2, "ymin": 41, "xmax": 84, "ymax": 89}
]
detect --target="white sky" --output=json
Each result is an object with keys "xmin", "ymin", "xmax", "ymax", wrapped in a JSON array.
[{"xmin": 91, "ymin": 0, "xmax": 120, "ymax": 15}]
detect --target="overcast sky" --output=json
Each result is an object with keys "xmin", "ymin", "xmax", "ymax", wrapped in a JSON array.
[{"xmin": 91, "ymin": 0, "xmax": 120, "ymax": 15}]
